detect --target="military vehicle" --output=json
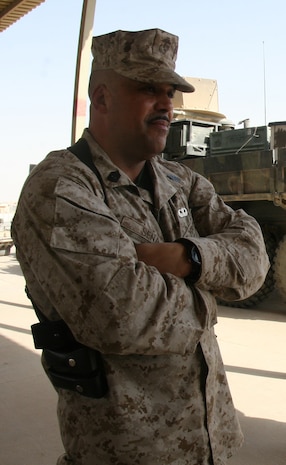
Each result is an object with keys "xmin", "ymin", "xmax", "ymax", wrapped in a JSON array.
[
  {"xmin": 163, "ymin": 78, "xmax": 286, "ymax": 307},
  {"xmin": 0, "ymin": 215, "xmax": 14, "ymax": 255}
]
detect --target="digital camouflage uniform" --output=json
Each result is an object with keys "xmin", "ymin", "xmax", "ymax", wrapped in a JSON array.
[{"xmin": 12, "ymin": 129, "xmax": 269, "ymax": 465}]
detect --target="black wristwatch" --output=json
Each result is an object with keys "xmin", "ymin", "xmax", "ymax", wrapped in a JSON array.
[{"xmin": 175, "ymin": 238, "xmax": 202, "ymax": 282}]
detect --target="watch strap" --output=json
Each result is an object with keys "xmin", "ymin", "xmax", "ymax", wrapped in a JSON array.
[{"xmin": 175, "ymin": 238, "xmax": 202, "ymax": 282}]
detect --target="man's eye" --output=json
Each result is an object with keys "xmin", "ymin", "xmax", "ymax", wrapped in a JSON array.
[
  {"xmin": 139, "ymin": 84, "xmax": 175, "ymax": 98},
  {"xmin": 145, "ymin": 85, "xmax": 156, "ymax": 94}
]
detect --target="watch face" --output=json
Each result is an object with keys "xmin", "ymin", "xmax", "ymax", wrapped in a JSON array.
[{"xmin": 191, "ymin": 246, "xmax": 201, "ymax": 265}]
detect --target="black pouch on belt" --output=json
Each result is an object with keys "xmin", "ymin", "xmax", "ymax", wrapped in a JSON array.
[{"xmin": 31, "ymin": 320, "xmax": 108, "ymax": 399}]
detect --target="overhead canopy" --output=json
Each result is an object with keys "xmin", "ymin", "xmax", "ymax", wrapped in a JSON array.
[
  {"xmin": 1, "ymin": 0, "xmax": 96, "ymax": 142},
  {"xmin": 0, "ymin": 0, "xmax": 46, "ymax": 32}
]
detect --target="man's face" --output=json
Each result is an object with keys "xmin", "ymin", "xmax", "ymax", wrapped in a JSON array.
[{"xmin": 106, "ymin": 75, "xmax": 175, "ymax": 162}]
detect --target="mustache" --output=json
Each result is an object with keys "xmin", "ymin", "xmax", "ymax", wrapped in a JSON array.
[{"xmin": 147, "ymin": 115, "xmax": 170, "ymax": 124}]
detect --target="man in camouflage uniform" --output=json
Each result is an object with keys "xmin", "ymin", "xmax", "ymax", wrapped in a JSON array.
[{"xmin": 12, "ymin": 29, "xmax": 269, "ymax": 465}]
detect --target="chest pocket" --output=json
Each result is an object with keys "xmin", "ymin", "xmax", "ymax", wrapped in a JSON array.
[
  {"xmin": 121, "ymin": 216, "xmax": 162, "ymax": 244},
  {"xmin": 51, "ymin": 177, "xmax": 120, "ymax": 256}
]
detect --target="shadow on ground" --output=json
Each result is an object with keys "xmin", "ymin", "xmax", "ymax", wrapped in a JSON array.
[{"xmin": 0, "ymin": 331, "xmax": 285, "ymax": 465}]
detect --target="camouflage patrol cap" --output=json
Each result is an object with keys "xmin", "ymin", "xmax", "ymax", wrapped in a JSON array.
[{"xmin": 88, "ymin": 28, "xmax": 195, "ymax": 97}]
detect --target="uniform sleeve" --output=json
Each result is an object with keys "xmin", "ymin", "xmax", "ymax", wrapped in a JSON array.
[{"xmin": 187, "ymin": 171, "xmax": 270, "ymax": 301}]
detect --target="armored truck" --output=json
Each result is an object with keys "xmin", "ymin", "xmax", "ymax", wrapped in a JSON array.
[{"xmin": 163, "ymin": 80, "xmax": 286, "ymax": 306}]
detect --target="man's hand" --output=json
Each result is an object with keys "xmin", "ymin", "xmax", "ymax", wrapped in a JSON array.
[{"xmin": 135, "ymin": 242, "xmax": 192, "ymax": 278}]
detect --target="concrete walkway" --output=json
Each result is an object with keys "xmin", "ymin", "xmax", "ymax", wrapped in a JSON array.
[{"xmin": 0, "ymin": 251, "xmax": 285, "ymax": 465}]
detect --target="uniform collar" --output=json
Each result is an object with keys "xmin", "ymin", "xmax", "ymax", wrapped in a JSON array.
[
  {"xmin": 82, "ymin": 129, "xmax": 184, "ymax": 208},
  {"xmin": 81, "ymin": 129, "xmax": 132, "ymax": 186}
]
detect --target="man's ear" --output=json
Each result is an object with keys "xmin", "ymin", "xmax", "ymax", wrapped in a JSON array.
[{"xmin": 91, "ymin": 84, "xmax": 108, "ymax": 112}]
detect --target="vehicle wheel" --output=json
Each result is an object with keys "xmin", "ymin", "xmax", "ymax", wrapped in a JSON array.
[
  {"xmin": 274, "ymin": 235, "xmax": 286, "ymax": 301},
  {"xmin": 218, "ymin": 229, "xmax": 276, "ymax": 308}
]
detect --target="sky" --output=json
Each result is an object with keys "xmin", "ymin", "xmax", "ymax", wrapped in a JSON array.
[{"xmin": 1, "ymin": 0, "xmax": 286, "ymax": 202}]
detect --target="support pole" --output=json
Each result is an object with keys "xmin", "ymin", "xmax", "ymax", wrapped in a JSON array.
[{"xmin": 71, "ymin": 0, "xmax": 97, "ymax": 143}]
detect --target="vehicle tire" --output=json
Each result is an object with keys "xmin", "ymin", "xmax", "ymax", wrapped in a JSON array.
[
  {"xmin": 217, "ymin": 229, "xmax": 276, "ymax": 308},
  {"xmin": 274, "ymin": 234, "xmax": 286, "ymax": 302}
]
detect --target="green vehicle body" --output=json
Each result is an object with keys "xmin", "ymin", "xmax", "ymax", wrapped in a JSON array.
[{"xmin": 164, "ymin": 118, "xmax": 286, "ymax": 307}]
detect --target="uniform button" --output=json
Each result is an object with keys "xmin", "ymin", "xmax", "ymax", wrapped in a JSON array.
[
  {"xmin": 68, "ymin": 358, "xmax": 76, "ymax": 367},
  {"xmin": 76, "ymin": 385, "xmax": 83, "ymax": 393},
  {"xmin": 107, "ymin": 171, "xmax": 120, "ymax": 182}
]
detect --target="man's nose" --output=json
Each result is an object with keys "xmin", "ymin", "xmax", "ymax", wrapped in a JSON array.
[{"xmin": 155, "ymin": 93, "xmax": 174, "ymax": 112}]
